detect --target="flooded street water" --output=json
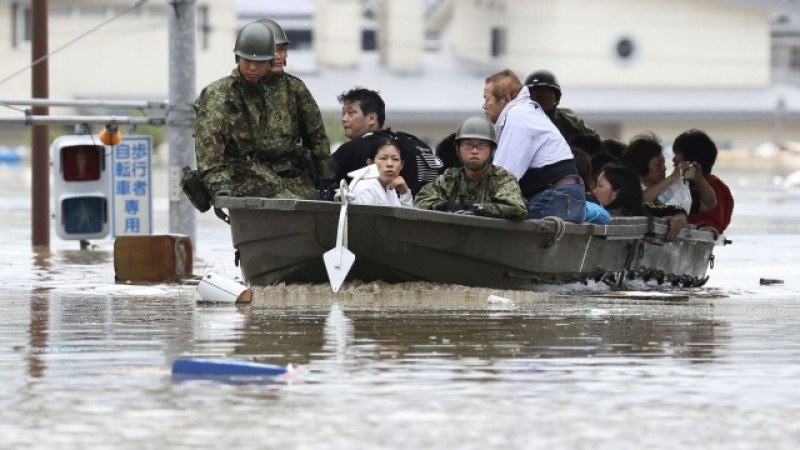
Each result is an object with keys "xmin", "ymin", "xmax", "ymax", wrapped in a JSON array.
[{"xmin": 1, "ymin": 160, "xmax": 799, "ymax": 449}]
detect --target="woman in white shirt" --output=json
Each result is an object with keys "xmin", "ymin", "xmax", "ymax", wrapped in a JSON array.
[{"xmin": 351, "ymin": 136, "xmax": 413, "ymax": 207}]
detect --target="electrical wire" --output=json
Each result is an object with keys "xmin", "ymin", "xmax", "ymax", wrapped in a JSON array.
[{"xmin": 0, "ymin": 0, "xmax": 150, "ymax": 89}]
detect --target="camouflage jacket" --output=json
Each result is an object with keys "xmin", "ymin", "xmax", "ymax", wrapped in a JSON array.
[
  {"xmin": 194, "ymin": 69, "xmax": 333, "ymax": 198},
  {"xmin": 262, "ymin": 71, "xmax": 335, "ymax": 180},
  {"xmin": 414, "ymin": 166, "xmax": 528, "ymax": 220},
  {"xmin": 548, "ymin": 108, "xmax": 599, "ymax": 142}
]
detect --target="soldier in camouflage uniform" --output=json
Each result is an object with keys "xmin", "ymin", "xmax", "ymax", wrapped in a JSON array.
[
  {"xmin": 194, "ymin": 21, "xmax": 334, "ymax": 199},
  {"xmin": 259, "ymin": 19, "xmax": 337, "ymax": 197},
  {"xmin": 524, "ymin": 70, "xmax": 599, "ymax": 143},
  {"xmin": 415, "ymin": 117, "xmax": 528, "ymax": 221}
]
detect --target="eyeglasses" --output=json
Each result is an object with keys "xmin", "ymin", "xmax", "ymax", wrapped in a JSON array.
[{"xmin": 458, "ymin": 141, "xmax": 491, "ymax": 151}]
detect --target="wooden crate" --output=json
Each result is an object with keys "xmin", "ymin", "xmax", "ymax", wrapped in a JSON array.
[{"xmin": 114, "ymin": 235, "xmax": 193, "ymax": 283}]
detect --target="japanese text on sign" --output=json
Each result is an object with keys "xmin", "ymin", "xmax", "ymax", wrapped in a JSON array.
[{"xmin": 112, "ymin": 135, "xmax": 152, "ymax": 236}]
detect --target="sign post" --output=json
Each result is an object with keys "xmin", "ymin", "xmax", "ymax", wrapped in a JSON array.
[{"xmin": 111, "ymin": 135, "xmax": 153, "ymax": 237}]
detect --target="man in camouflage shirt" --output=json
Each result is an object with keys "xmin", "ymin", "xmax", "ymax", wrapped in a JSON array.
[
  {"xmin": 524, "ymin": 70, "xmax": 599, "ymax": 143},
  {"xmin": 194, "ymin": 21, "xmax": 335, "ymax": 199},
  {"xmin": 415, "ymin": 117, "xmax": 528, "ymax": 220}
]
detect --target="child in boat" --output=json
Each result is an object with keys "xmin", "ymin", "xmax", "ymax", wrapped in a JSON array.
[
  {"xmin": 672, "ymin": 129, "xmax": 733, "ymax": 238},
  {"xmin": 350, "ymin": 136, "xmax": 414, "ymax": 207},
  {"xmin": 414, "ymin": 116, "xmax": 528, "ymax": 220}
]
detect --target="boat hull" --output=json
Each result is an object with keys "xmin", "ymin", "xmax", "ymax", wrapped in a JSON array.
[{"xmin": 216, "ymin": 198, "xmax": 720, "ymax": 290}]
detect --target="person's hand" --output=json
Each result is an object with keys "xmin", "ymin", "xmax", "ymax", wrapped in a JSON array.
[
  {"xmin": 318, "ymin": 179, "xmax": 336, "ymax": 201},
  {"xmin": 674, "ymin": 161, "xmax": 695, "ymax": 182},
  {"xmin": 436, "ymin": 200, "xmax": 460, "ymax": 212},
  {"xmin": 668, "ymin": 162, "xmax": 687, "ymax": 181},
  {"xmin": 665, "ymin": 213, "xmax": 688, "ymax": 242},
  {"xmin": 683, "ymin": 162, "xmax": 701, "ymax": 183},
  {"xmin": 388, "ymin": 176, "xmax": 409, "ymax": 194},
  {"xmin": 698, "ymin": 225, "xmax": 720, "ymax": 239},
  {"xmin": 454, "ymin": 205, "xmax": 487, "ymax": 216}
]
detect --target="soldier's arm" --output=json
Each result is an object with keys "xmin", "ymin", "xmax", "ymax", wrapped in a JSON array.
[
  {"xmin": 413, "ymin": 175, "xmax": 451, "ymax": 211},
  {"xmin": 574, "ymin": 115, "xmax": 599, "ymax": 138},
  {"xmin": 480, "ymin": 170, "xmax": 529, "ymax": 220},
  {"xmin": 294, "ymin": 79, "xmax": 336, "ymax": 180},
  {"xmin": 562, "ymin": 109, "xmax": 599, "ymax": 138},
  {"xmin": 194, "ymin": 87, "xmax": 233, "ymax": 193}
]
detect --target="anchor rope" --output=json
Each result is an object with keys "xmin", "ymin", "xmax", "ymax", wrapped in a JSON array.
[{"xmin": 541, "ymin": 216, "xmax": 566, "ymax": 248}]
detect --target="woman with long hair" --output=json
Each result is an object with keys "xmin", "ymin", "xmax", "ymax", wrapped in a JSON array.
[
  {"xmin": 351, "ymin": 136, "xmax": 413, "ymax": 207},
  {"xmin": 592, "ymin": 164, "xmax": 646, "ymax": 217}
]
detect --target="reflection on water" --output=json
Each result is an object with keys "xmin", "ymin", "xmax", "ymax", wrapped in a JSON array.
[
  {"xmin": 6, "ymin": 286, "xmax": 795, "ymax": 449},
  {"xmin": 232, "ymin": 300, "xmax": 724, "ymax": 367},
  {"xmin": 1, "ymin": 163, "xmax": 800, "ymax": 448}
]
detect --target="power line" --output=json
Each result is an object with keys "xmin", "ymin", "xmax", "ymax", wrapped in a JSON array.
[{"xmin": 0, "ymin": 0, "xmax": 150, "ymax": 89}]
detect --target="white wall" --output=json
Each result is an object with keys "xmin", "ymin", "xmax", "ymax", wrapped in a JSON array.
[
  {"xmin": 449, "ymin": 0, "xmax": 771, "ymax": 88},
  {"xmin": 314, "ymin": 0, "xmax": 361, "ymax": 68},
  {"xmin": 450, "ymin": 0, "xmax": 505, "ymax": 65},
  {"xmin": 378, "ymin": 0, "xmax": 424, "ymax": 73}
]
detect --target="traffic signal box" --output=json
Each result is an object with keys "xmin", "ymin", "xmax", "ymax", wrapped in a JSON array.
[{"xmin": 51, "ymin": 135, "xmax": 111, "ymax": 240}]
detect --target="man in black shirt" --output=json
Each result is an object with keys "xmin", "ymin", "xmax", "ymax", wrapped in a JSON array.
[
  {"xmin": 332, "ymin": 87, "xmax": 386, "ymax": 184},
  {"xmin": 333, "ymin": 87, "xmax": 441, "ymax": 195}
]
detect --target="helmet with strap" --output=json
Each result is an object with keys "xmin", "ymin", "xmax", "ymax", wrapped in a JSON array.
[{"xmin": 234, "ymin": 22, "xmax": 276, "ymax": 61}]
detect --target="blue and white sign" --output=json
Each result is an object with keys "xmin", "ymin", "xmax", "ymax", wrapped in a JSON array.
[{"xmin": 111, "ymin": 135, "xmax": 152, "ymax": 237}]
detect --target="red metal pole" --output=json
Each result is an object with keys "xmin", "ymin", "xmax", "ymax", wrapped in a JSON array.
[{"xmin": 31, "ymin": 0, "xmax": 49, "ymax": 248}]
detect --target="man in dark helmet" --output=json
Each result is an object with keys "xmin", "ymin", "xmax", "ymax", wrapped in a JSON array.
[
  {"xmin": 525, "ymin": 69, "xmax": 599, "ymax": 143},
  {"xmin": 194, "ymin": 21, "xmax": 334, "ymax": 200},
  {"xmin": 414, "ymin": 116, "xmax": 528, "ymax": 220}
]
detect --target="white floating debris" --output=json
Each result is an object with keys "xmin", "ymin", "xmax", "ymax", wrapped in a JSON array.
[
  {"xmin": 486, "ymin": 295, "xmax": 516, "ymax": 309},
  {"xmin": 601, "ymin": 291, "xmax": 690, "ymax": 301},
  {"xmin": 196, "ymin": 271, "xmax": 252, "ymax": 303},
  {"xmin": 487, "ymin": 294, "xmax": 514, "ymax": 305},
  {"xmin": 584, "ymin": 307, "xmax": 608, "ymax": 316},
  {"xmin": 58, "ymin": 285, "xmax": 170, "ymax": 296}
]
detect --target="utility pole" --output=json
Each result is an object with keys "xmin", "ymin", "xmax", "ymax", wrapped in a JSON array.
[
  {"xmin": 167, "ymin": 0, "xmax": 197, "ymax": 246},
  {"xmin": 31, "ymin": 0, "xmax": 49, "ymax": 248}
]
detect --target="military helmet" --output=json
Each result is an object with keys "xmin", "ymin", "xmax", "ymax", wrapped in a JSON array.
[
  {"xmin": 455, "ymin": 116, "xmax": 496, "ymax": 146},
  {"xmin": 258, "ymin": 18, "xmax": 290, "ymax": 46},
  {"xmin": 524, "ymin": 69, "xmax": 562, "ymax": 100},
  {"xmin": 234, "ymin": 22, "xmax": 275, "ymax": 61}
]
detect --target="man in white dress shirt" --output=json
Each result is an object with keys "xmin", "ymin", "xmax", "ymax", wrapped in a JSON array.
[{"xmin": 482, "ymin": 69, "xmax": 585, "ymax": 223}]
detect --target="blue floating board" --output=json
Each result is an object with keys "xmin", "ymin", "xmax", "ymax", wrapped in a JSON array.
[
  {"xmin": 0, "ymin": 149, "xmax": 22, "ymax": 165},
  {"xmin": 172, "ymin": 358, "xmax": 288, "ymax": 376}
]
